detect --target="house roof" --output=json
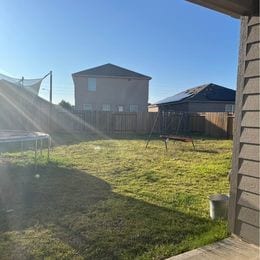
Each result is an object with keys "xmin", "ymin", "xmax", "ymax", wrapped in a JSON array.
[
  {"xmin": 72, "ymin": 63, "xmax": 152, "ymax": 80},
  {"xmin": 186, "ymin": 0, "xmax": 259, "ymax": 18},
  {"xmin": 155, "ymin": 83, "xmax": 236, "ymax": 105}
]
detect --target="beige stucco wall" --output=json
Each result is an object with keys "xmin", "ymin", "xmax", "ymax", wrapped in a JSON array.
[{"xmin": 73, "ymin": 76, "xmax": 149, "ymax": 112}]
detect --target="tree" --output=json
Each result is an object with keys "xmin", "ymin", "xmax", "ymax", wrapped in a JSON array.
[{"xmin": 58, "ymin": 100, "xmax": 72, "ymax": 110}]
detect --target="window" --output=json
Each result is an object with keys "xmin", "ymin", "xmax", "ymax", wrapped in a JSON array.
[
  {"xmin": 88, "ymin": 78, "xmax": 96, "ymax": 91},
  {"xmin": 83, "ymin": 104, "xmax": 92, "ymax": 111},
  {"xmin": 225, "ymin": 104, "xmax": 235, "ymax": 112},
  {"xmin": 129, "ymin": 104, "xmax": 138, "ymax": 112},
  {"xmin": 118, "ymin": 105, "xmax": 124, "ymax": 112},
  {"xmin": 102, "ymin": 104, "xmax": 111, "ymax": 111}
]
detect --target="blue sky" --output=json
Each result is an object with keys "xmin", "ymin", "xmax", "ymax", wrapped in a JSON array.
[{"xmin": 0, "ymin": 0, "xmax": 240, "ymax": 104}]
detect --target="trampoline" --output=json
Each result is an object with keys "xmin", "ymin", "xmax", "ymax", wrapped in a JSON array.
[{"xmin": 0, "ymin": 130, "xmax": 51, "ymax": 163}]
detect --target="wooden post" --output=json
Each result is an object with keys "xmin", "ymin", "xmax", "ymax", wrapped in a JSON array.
[
  {"xmin": 49, "ymin": 71, "xmax": 52, "ymax": 133},
  {"xmin": 49, "ymin": 71, "xmax": 52, "ymax": 104}
]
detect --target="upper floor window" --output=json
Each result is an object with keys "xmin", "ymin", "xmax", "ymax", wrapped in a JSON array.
[
  {"xmin": 130, "ymin": 104, "xmax": 138, "ymax": 112},
  {"xmin": 83, "ymin": 104, "xmax": 92, "ymax": 111},
  {"xmin": 102, "ymin": 104, "xmax": 111, "ymax": 111},
  {"xmin": 88, "ymin": 78, "xmax": 96, "ymax": 91}
]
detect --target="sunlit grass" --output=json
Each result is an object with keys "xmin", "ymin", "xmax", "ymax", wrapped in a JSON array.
[{"xmin": 0, "ymin": 135, "xmax": 232, "ymax": 259}]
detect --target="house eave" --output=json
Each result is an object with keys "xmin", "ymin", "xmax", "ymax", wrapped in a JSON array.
[
  {"xmin": 72, "ymin": 74, "xmax": 152, "ymax": 81},
  {"xmin": 186, "ymin": 0, "xmax": 259, "ymax": 18}
]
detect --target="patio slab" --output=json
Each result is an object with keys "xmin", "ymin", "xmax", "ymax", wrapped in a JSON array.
[{"xmin": 167, "ymin": 237, "xmax": 259, "ymax": 260}]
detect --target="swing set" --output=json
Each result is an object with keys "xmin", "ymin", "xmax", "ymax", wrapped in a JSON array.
[{"xmin": 145, "ymin": 111, "xmax": 195, "ymax": 151}]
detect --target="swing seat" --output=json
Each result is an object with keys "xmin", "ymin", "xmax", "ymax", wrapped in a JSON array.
[
  {"xmin": 160, "ymin": 135, "xmax": 195, "ymax": 150},
  {"xmin": 160, "ymin": 135, "xmax": 193, "ymax": 142}
]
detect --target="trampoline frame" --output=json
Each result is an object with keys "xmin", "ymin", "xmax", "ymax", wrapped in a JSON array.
[{"xmin": 0, "ymin": 130, "xmax": 51, "ymax": 164}]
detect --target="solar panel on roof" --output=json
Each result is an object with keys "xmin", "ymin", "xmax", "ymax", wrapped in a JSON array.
[{"xmin": 155, "ymin": 91, "xmax": 192, "ymax": 105}]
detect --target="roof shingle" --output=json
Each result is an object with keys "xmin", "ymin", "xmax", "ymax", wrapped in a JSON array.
[
  {"xmin": 155, "ymin": 83, "xmax": 235, "ymax": 105},
  {"xmin": 72, "ymin": 63, "xmax": 151, "ymax": 80}
]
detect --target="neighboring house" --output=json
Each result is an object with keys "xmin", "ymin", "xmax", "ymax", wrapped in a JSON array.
[
  {"xmin": 148, "ymin": 104, "xmax": 159, "ymax": 112},
  {"xmin": 187, "ymin": 0, "xmax": 259, "ymax": 246},
  {"xmin": 154, "ymin": 83, "xmax": 236, "ymax": 113},
  {"xmin": 72, "ymin": 63, "xmax": 151, "ymax": 112}
]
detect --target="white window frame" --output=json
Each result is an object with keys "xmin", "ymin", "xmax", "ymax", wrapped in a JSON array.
[
  {"xmin": 102, "ymin": 104, "xmax": 111, "ymax": 111},
  {"xmin": 118, "ymin": 105, "xmax": 124, "ymax": 112},
  {"xmin": 88, "ymin": 78, "xmax": 96, "ymax": 91},
  {"xmin": 83, "ymin": 104, "xmax": 92, "ymax": 111},
  {"xmin": 129, "ymin": 104, "xmax": 138, "ymax": 112}
]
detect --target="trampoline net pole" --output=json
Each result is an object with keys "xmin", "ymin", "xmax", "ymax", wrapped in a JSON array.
[
  {"xmin": 40, "ymin": 139, "xmax": 43, "ymax": 156},
  {"xmin": 47, "ymin": 136, "xmax": 51, "ymax": 161},
  {"xmin": 34, "ymin": 139, "xmax": 38, "ymax": 165},
  {"xmin": 21, "ymin": 141, "xmax": 24, "ymax": 155}
]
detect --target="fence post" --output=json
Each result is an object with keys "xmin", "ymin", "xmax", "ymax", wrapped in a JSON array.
[{"xmin": 45, "ymin": 110, "xmax": 234, "ymax": 138}]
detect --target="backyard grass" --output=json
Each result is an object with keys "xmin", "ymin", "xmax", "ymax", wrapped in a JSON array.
[{"xmin": 0, "ymin": 134, "xmax": 232, "ymax": 259}]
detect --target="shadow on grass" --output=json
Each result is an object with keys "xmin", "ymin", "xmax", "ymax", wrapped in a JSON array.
[
  {"xmin": 0, "ymin": 162, "xmax": 224, "ymax": 259},
  {"xmin": 0, "ymin": 162, "xmax": 110, "ymax": 231},
  {"xmin": 194, "ymin": 149, "xmax": 219, "ymax": 154}
]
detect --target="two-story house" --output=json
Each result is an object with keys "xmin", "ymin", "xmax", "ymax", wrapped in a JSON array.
[{"xmin": 72, "ymin": 63, "xmax": 151, "ymax": 112}]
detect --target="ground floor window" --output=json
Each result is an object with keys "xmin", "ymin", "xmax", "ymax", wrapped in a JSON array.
[
  {"xmin": 102, "ymin": 104, "xmax": 111, "ymax": 111},
  {"xmin": 83, "ymin": 104, "xmax": 92, "ymax": 111},
  {"xmin": 118, "ymin": 105, "xmax": 124, "ymax": 112},
  {"xmin": 130, "ymin": 104, "xmax": 138, "ymax": 112}
]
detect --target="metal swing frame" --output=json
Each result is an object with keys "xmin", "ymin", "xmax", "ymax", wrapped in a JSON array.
[{"xmin": 145, "ymin": 111, "xmax": 195, "ymax": 151}]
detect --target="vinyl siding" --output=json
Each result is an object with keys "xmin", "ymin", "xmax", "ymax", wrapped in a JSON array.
[
  {"xmin": 159, "ymin": 101, "xmax": 235, "ymax": 112},
  {"xmin": 241, "ymin": 111, "xmax": 260, "ymax": 127},
  {"xmin": 239, "ymin": 144, "xmax": 260, "ymax": 161},
  {"xmin": 242, "ymin": 94, "xmax": 260, "ymax": 110},
  {"xmin": 238, "ymin": 175, "xmax": 259, "ymax": 194},
  {"xmin": 229, "ymin": 15, "xmax": 260, "ymax": 245},
  {"xmin": 237, "ymin": 206, "xmax": 260, "ymax": 227},
  {"xmin": 239, "ymin": 160, "xmax": 259, "ymax": 178},
  {"xmin": 188, "ymin": 101, "xmax": 235, "ymax": 112},
  {"xmin": 237, "ymin": 190, "xmax": 260, "ymax": 211},
  {"xmin": 240, "ymin": 128, "xmax": 260, "ymax": 144},
  {"xmin": 159, "ymin": 102, "xmax": 189, "ymax": 112},
  {"xmin": 243, "ymin": 77, "xmax": 260, "ymax": 94},
  {"xmin": 235, "ymin": 221, "xmax": 260, "ymax": 245}
]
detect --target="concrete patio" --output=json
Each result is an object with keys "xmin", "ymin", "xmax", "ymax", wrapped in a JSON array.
[{"xmin": 168, "ymin": 237, "xmax": 260, "ymax": 260}]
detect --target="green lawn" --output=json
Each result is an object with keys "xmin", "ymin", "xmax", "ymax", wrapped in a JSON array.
[{"xmin": 0, "ymin": 134, "xmax": 232, "ymax": 259}]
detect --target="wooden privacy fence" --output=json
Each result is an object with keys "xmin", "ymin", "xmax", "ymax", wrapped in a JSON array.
[
  {"xmin": 53, "ymin": 111, "xmax": 159, "ymax": 134},
  {"xmin": 0, "ymin": 98, "xmax": 234, "ymax": 139},
  {"xmin": 0, "ymin": 86, "xmax": 233, "ymax": 138},
  {"xmin": 51, "ymin": 111, "xmax": 234, "ymax": 138}
]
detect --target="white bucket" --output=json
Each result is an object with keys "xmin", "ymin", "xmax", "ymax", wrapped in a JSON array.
[{"xmin": 208, "ymin": 194, "xmax": 229, "ymax": 220}]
